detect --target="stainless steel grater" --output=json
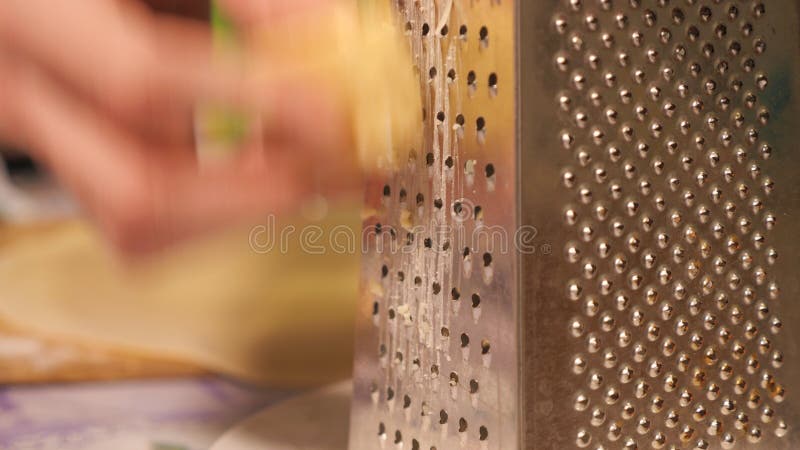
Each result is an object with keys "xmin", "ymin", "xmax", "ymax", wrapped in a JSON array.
[{"xmin": 349, "ymin": 1, "xmax": 800, "ymax": 449}]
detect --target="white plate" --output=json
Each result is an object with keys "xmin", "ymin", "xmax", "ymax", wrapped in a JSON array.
[{"xmin": 210, "ymin": 381, "xmax": 352, "ymax": 450}]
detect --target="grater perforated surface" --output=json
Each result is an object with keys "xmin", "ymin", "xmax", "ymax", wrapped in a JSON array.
[
  {"xmin": 349, "ymin": 0, "xmax": 517, "ymax": 449},
  {"xmin": 521, "ymin": 0, "xmax": 800, "ymax": 449},
  {"xmin": 351, "ymin": 0, "xmax": 800, "ymax": 449}
]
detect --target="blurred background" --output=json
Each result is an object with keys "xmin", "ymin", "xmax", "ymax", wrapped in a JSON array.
[{"xmin": 0, "ymin": 1, "xmax": 360, "ymax": 448}]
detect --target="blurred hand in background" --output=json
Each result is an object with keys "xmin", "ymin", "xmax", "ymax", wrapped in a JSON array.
[{"xmin": 0, "ymin": 0, "xmax": 360, "ymax": 255}]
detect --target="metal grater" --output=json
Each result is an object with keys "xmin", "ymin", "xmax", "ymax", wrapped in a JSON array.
[{"xmin": 349, "ymin": 1, "xmax": 800, "ymax": 449}]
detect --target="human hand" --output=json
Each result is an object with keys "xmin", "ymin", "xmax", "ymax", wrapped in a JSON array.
[{"xmin": 0, "ymin": 0, "xmax": 359, "ymax": 254}]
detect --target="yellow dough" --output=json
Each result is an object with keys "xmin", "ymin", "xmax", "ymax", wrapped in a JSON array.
[{"xmin": 0, "ymin": 211, "xmax": 360, "ymax": 386}]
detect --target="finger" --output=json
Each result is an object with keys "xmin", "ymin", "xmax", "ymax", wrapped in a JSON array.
[
  {"xmin": 261, "ymin": 80, "xmax": 359, "ymax": 183},
  {"xmin": 216, "ymin": 0, "xmax": 328, "ymax": 27},
  {"xmin": 0, "ymin": 56, "xmax": 311, "ymax": 254},
  {"xmin": 126, "ymin": 150, "xmax": 312, "ymax": 254},
  {"xmin": 138, "ymin": 0, "xmax": 209, "ymax": 20},
  {"xmin": 0, "ymin": 0, "xmax": 255, "ymax": 148}
]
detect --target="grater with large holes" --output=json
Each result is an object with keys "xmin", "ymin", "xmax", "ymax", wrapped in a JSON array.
[{"xmin": 348, "ymin": 0, "xmax": 800, "ymax": 448}]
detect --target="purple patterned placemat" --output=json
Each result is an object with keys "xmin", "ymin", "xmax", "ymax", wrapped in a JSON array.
[{"xmin": 0, "ymin": 377, "xmax": 294, "ymax": 450}]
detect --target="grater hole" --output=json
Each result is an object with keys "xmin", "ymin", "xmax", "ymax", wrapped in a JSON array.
[
  {"xmin": 715, "ymin": 23, "xmax": 727, "ymax": 39},
  {"xmin": 474, "ymin": 205, "xmax": 484, "ymax": 221},
  {"xmin": 485, "ymin": 163, "xmax": 495, "ymax": 178},
  {"xmin": 754, "ymin": 38, "xmax": 767, "ymax": 54},
  {"xmin": 483, "ymin": 252, "xmax": 492, "ymax": 267},
  {"xmin": 459, "ymin": 417, "xmax": 468, "ymax": 433},
  {"xmin": 672, "ymin": 7, "xmax": 685, "ymax": 25},
  {"xmin": 453, "ymin": 201, "xmax": 464, "ymax": 216},
  {"xmin": 472, "ymin": 293, "xmax": 481, "ymax": 308},
  {"xmin": 407, "ymin": 148, "xmax": 417, "ymax": 162},
  {"xmin": 728, "ymin": 5, "xmax": 739, "ymax": 20},
  {"xmin": 461, "ymin": 333, "xmax": 470, "ymax": 347},
  {"xmin": 422, "ymin": 22, "xmax": 430, "ymax": 36},
  {"xmin": 479, "ymin": 25, "xmax": 489, "ymax": 46},
  {"xmin": 476, "ymin": 116, "xmax": 486, "ymax": 132},
  {"xmin": 687, "ymin": 25, "xmax": 699, "ymax": 42},
  {"xmin": 479, "ymin": 425, "xmax": 489, "ymax": 441},
  {"xmin": 699, "ymin": 6, "xmax": 712, "ymax": 22},
  {"xmin": 451, "ymin": 287, "xmax": 461, "ymax": 300},
  {"xmin": 439, "ymin": 409, "xmax": 449, "ymax": 425},
  {"xmin": 481, "ymin": 339, "xmax": 491, "ymax": 354},
  {"xmin": 450, "ymin": 371, "xmax": 459, "ymax": 386},
  {"xmin": 394, "ymin": 430, "xmax": 402, "ymax": 445}
]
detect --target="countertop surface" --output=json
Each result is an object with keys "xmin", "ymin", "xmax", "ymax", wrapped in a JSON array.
[{"xmin": 0, "ymin": 376, "xmax": 293, "ymax": 450}]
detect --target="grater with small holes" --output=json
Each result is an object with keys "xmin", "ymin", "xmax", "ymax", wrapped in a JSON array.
[{"xmin": 348, "ymin": 0, "xmax": 800, "ymax": 448}]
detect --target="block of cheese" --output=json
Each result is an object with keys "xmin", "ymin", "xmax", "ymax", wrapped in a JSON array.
[{"xmin": 200, "ymin": 0, "xmax": 422, "ymax": 172}]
